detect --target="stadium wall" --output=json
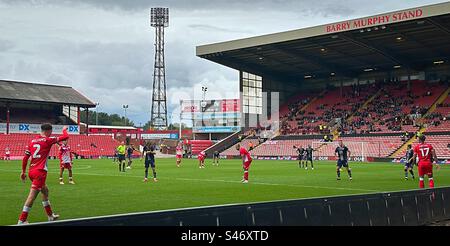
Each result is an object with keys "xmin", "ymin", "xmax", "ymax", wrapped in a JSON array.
[{"xmin": 36, "ymin": 187, "xmax": 450, "ymax": 226}]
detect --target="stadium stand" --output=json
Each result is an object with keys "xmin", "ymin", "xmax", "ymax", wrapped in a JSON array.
[
  {"xmin": 246, "ymin": 135, "xmax": 404, "ymax": 158},
  {"xmin": 221, "ymin": 138, "xmax": 260, "ymax": 156},
  {"xmin": 0, "ymin": 80, "xmax": 139, "ymax": 160},
  {"xmin": 349, "ymin": 80, "xmax": 447, "ymax": 134},
  {"xmin": 280, "ymin": 83, "xmax": 384, "ymax": 135},
  {"xmin": 243, "ymin": 133, "xmax": 449, "ymax": 159},
  {"xmin": 393, "ymin": 134, "xmax": 450, "ymax": 159},
  {"xmin": 190, "ymin": 140, "xmax": 214, "ymax": 155},
  {"xmin": 321, "ymin": 136, "xmax": 404, "ymax": 158},
  {"xmin": 436, "ymin": 94, "xmax": 450, "ymax": 114},
  {"xmin": 425, "ymin": 135, "xmax": 450, "ymax": 159},
  {"xmin": 279, "ymin": 80, "xmax": 449, "ymax": 136},
  {"xmin": 0, "ymin": 133, "xmax": 122, "ymax": 159},
  {"xmin": 279, "ymin": 94, "xmax": 314, "ymax": 118},
  {"xmin": 250, "ymin": 139, "xmax": 319, "ymax": 157},
  {"xmin": 426, "ymin": 119, "xmax": 450, "ymax": 132},
  {"xmin": 424, "ymin": 93, "xmax": 450, "ymax": 132},
  {"xmin": 197, "ymin": 4, "xmax": 450, "ymax": 164},
  {"xmin": 304, "ymin": 83, "xmax": 379, "ymax": 132},
  {"xmin": 0, "ymin": 80, "xmax": 95, "ymax": 131},
  {"xmin": 230, "ymin": 84, "xmax": 447, "ymax": 151},
  {"xmin": 220, "ymin": 80, "xmax": 448, "ymax": 159}
]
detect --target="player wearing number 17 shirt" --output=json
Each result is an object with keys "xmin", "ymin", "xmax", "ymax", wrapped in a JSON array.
[
  {"xmin": 412, "ymin": 135, "xmax": 440, "ymax": 189},
  {"xmin": 18, "ymin": 123, "xmax": 69, "ymax": 224}
]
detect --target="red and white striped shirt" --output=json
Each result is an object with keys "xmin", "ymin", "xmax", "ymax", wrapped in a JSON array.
[{"xmin": 58, "ymin": 144, "xmax": 72, "ymax": 164}]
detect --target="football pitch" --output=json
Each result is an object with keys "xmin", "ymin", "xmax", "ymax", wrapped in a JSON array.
[{"xmin": 1, "ymin": 158, "xmax": 449, "ymax": 225}]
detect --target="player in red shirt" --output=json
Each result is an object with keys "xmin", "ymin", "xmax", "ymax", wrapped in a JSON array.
[
  {"xmin": 18, "ymin": 124, "xmax": 69, "ymax": 224},
  {"xmin": 236, "ymin": 144, "xmax": 252, "ymax": 184},
  {"xmin": 58, "ymin": 140, "xmax": 75, "ymax": 185},
  {"xmin": 412, "ymin": 135, "xmax": 440, "ymax": 189},
  {"xmin": 5, "ymin": 146, "xmax": 11, "ymax": 161},
  {"xmin": 176, "ymin": 143, "xmax": 183, "ymax": 168},
  {"xmin": 198, "ymin": 151, "xmax": 206, "ymax": 168}
]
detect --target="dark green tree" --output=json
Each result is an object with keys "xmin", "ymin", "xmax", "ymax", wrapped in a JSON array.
[{"xmin": 79, "ymin": 111, "xmax": 134, "ymax": 127}]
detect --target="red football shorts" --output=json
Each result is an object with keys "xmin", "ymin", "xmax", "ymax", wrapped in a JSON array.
[
  {"xmin": 176, "ymin": 155, "xmax": 182, "ymax": 159},
  {"xmin": 5, "ymin": 154, "xmax": 10, "ymax": 158},
  {"xmin": 29, "ymin": 169, "xmax": 47, "ymax": 191},
  {"xmin": 60, "ymin": 162, "xmax": 72, "ymax": 170},
  {"xmin": 243, "ymin": 160, "xmax": 252, "ymax": 170},
  {"xmin": 418, "ymin": 164, "xmax": 433, "ymax": 177}
]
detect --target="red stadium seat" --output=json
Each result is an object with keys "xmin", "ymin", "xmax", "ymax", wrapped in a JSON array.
[
  {"xmin": 189, "ymin": 140, "xmax": 214, "ymax": 155},
  {"xmin": 0, "ymin": 133, "xmax": 126, "ymax": 159},
  {"xmin": 394, "ymin": 134, "xmax": 450, "ymax": 159},
  {"xmin": 221, "ymin": 138, "xmax": 260, "ymax": 156}
]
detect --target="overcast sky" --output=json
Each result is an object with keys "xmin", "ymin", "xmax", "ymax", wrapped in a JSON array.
[{"xmin": 0, "ymin": 0, "xmax": 447, "ymax": 126}]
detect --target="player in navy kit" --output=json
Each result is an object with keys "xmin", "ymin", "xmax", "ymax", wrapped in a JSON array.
[
  {"xmin": 142, "ymin": 142, "xmax": 157, "ymax": 182},
  {"xmin": 305, "ymin": 145, "xmax": 314, "ymax": 170},
  {"xmin": 294, "ymin": 146, "xmax": 305, "ymax": 168},
  {"xmin": 335, "ymin": 140, "xmax": 352, "ymax": 181},
  {"xmin": 213, "ymin": 151, "xmax": 220, "ymax": 166},
  {"xmin": 126, "ymin": 144, "xmax": 135, "ymax": 170},
  {"xmin": 404, "ymin": 144, "xmax": 415, "ymax": 180}
]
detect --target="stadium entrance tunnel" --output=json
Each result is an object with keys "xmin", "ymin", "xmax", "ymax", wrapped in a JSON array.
[{"xmin": 32, "ymin": 187, "xmax": 450, "ymax": 226}]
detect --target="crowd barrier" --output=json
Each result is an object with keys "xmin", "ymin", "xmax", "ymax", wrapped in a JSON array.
[{"xmin": 37, "ymin": 187, "xmax": 450, "ymax": 226}]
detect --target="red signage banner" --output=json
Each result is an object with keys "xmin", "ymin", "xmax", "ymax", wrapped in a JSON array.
[
  {"xmin": 220, "ymin": 99, "xmax": 240, "ymax": 112},
  {"xmin": 181, "ymin": 99, "xmax": 240, "ymax": 113}
]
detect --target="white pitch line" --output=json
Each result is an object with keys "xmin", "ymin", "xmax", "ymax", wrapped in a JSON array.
[
  {"xmin": 175, "ymin": 177, "xmax": 379, "ymax": 192},
  {"xmin": 70, "ymin": 165, "xmax": 92, "ymax": 170},
  {"xmin": 0, "ymin": 167, "xmax": 380, "ymax": 193}
]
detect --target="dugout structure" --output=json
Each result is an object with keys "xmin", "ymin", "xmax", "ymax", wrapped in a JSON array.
[
  {"xmin": 196, "ymin": 2, "xmax": 450, "ymax": 129},
  {"xmin": 0, "ymin": 80, "xmax": 96, "ymax": 135}
]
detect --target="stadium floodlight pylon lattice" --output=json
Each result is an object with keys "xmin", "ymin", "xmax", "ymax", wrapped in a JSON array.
[
  {"xmin": 312, "ymin": 141, "xmax": 367, "ymax": 162},
  {"xmin": 150, "ymin": 7, "xmax": 169, "ymax": 129}
]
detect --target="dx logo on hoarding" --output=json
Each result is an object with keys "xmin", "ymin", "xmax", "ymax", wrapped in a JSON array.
[
  {"xmin": 19, "ymin": 124, "xmax": 30, "ymax": 131},
  {"xmin": 69, "ymin": 126, "xmax": 78, "ymax": 132}
]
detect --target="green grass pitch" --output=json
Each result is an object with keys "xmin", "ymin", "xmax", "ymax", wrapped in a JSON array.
[{"xmin": 0, "ymin": 158, "xmax": 449, "ymax": 225}]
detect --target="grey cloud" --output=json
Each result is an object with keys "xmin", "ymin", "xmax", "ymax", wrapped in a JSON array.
[
  {"xmin": 0, "ymin": 39, "xmax": 15, "ymax": 52},
  {"xmin": 4, "ymin": 0, "xmax": 447, "ymax": 25},
  {"xmin": 188, "ymin": 24, "xmax": 252, "ymax": 34},
  {"xmin": 1, "ymin": 0, "xmax": 448, "ymax": 125},
  {"xmin": 2, "ymin": 0, "xmax": 448, "ymax": 16},
  {"xmin": 21, "ymin": 40, "xmax": 152, "ymax": 90},
  {"xmin": 2, "ymin": 0, "xmax": 355, "ymax": 17}
]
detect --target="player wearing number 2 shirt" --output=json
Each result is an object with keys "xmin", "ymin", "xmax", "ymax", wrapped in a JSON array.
[
  {"xmin": 412, "ymin": 135, "xmax": 440, "ymax": 189},
  {"xmin": 18, "ymin": 123, "xmax": 69, "ymax": 224}
]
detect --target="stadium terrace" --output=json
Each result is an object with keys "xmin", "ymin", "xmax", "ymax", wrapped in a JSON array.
[{"xmin": 197, "ymin": 1, "xmax": 450, "ymax": 161}]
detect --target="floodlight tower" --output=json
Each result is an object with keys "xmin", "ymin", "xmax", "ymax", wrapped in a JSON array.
[{"xmin": 150, "ymin": 7, "xmax": 169, "ymax": 129}]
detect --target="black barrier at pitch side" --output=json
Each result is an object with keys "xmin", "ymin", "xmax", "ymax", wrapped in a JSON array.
[{"xmin": 36, "ymin": 187, "xmax": 450, "ymax": 226}]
